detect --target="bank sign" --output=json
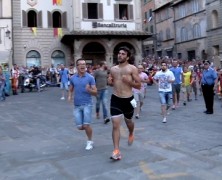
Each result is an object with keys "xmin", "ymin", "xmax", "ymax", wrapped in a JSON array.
[{"xmin": 92, "ymin": 22, "xmax": 127, "ymax": 28}]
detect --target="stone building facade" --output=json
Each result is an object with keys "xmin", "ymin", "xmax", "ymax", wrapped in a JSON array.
[
  {"xmin": 61, "ymin": 0, "xmax": 150, "ymax": 66},
  {"xmin": 172, "ymin": 0, "xmax": 207, "ymax": 61},
  {"xmin": 141, "ymin": 0, "xmax": 155, "ymax": 57},
  {"xmin": 12, "ymin": 0, "xmax": 73, "ymax": 68},
  {"xmin": 206, "ymin": 0, "xmax": 222, "ymax": 68},
  {"xmin": 12, "ymin": 0, "xmax": 150, "ymax": 67},
  {"xmin": 153, "ymin": 0, "xmax": 175, "ymax": 58}
]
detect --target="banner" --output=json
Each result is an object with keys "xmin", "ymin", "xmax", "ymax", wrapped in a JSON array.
[
  {"xmin": 53, "ymin": 0, "xmax": 62, "ymax": 5},
  {"xmin": 54, "ymin": 28, "xmax": 63, "ymax": 38},
  {"xmin": 31, "ymin": 27, "xmax": 37, "ymax": 36}
]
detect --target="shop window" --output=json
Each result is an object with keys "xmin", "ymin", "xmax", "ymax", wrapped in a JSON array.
[
  {"xmin": 26, "ymin": 50, "xmax": 41, "ymax": 67},
  {"xmin": 51, "ymin": 50, "xmax": 65, "ymax": 66},
  {"xmin": 82, "ymin": 3, "xmax": 103, "ymax": 19},
  {"xmin": 114, "ymin": 4, "xmax": 133, "ymax": 20}
]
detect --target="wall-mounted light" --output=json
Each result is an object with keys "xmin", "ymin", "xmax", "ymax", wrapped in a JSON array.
[{"xmin": 5, "ymin": 29, "xmax": 11, "ymax": 39}]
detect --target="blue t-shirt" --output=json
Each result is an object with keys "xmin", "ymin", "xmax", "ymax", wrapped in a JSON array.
[
  {"xmin": 59, "ymin": 68, "xmax": 69, "ymax": 83},
  {"xmin": 170, "ymin": 66, "xmax": 183, "ymax": 84},
  {"xmin": 70, "ymin": 72, "xmax": 96, "ymax": 106},
  {"xmin": 201, "ymin": 68, "xmax": 217, "ymax": 85}
]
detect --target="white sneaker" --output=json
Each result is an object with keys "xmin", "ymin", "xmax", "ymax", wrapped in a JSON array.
[
  {"xmin": 162, "ymin": 117, "xmax": 167, "ymax": 123},
  {"xmin": 60, "ymin": 97, "xmax": 65, "ymax": 100},
  {"xmin": 85, "ymin": 141, "xmax": 94, "ymax": 150}
]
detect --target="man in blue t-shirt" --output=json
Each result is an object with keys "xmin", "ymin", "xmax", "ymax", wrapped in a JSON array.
[
  {"xmin": 170, "ymin": 60, "xmax": 183, "ymax": 109},
  {"xmin": 68, "ymin": 58, "xmax": 97, "ymax": 150},
  {"xmin": 59, "ymin": 64, "xmax": 69, "ymax": 100}
]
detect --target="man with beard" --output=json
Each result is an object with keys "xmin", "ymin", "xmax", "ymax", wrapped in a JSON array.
[
  {"xmin": 153, "ymin": 61, "xmax": 175, "ymax": 123},
  {"xmin": 108, "ymin": 46, "xmax": 141, "ymax": 160}
]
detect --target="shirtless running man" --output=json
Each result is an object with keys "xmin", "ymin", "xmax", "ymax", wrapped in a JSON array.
[{"xmin": 108, "ymin": 46, "xmax": 141, "ymax": 160}]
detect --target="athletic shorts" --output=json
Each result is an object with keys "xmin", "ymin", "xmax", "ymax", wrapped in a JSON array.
[
  {"xmin": 110, "ymin": 94, "xmax": 134, "ymax": 120},
  {"xmin": 172, "ymin": 84, "xmax": 181, "ymax": 94}
]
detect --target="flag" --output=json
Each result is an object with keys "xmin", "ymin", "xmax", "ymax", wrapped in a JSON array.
[
  {"xmin": 31, "ymin": 27, "xmax": 37, "ymax": 36},
  {"xmin": 54, "ymin": 28, "xmax": 58, "ymax": 37},
  {"xmin": 58, "ymin": 28, "xmax": 63, "ymax": 38},
  {"xmin": 57, "ymin": 0, "xmax": 62, "ymax": 5}
]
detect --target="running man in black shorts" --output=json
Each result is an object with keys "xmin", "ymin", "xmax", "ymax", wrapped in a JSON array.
[{"xmin": 108, "ymin": 46, "xmax": 141, "ymax": 160}]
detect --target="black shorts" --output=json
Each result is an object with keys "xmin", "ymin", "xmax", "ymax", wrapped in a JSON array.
[{"xmin": 110, "ymin": 94, "xmax": 134, "ymax": 120}]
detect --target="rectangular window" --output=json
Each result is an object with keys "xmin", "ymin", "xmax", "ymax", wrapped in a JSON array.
[
  {"xmin": 88, "ymin": 3, "xmax": 98, "ymax": 19},
  {"xmin": 114, "ymin": 4, "xmax": 133, "ymax": 20},
  {"xmin": 82, "ymin": 3, "xmax": 103, "ymax": 20}
]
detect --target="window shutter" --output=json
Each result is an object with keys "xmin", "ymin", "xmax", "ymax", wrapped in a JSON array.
[
  {"xmin": 98, "ymin": 3, "xmax": 103, "ymax": 19},
  {"xmin": 37, "ymin": 11, "xmax": 42, "ymax": 27},
  {"xmin": 128, "ymin": 5, "xmax": 133, "ymax": 20},
  {"xmin": 22, "ymin": 10, "xmax": 27, "ymax": 27},
  {"xmin": 82, "ymin": 3, "xmax": 88, "ymax": 19},
  {"xmin": 62, "ymin": 12, "xmax": 67, "ymax": 28},
  {"xmin": 114, "ymin": 4, "xmax": 119, "ymax": 20},
  {"xmin": 48, "ymin": 11, "xmax": 52, "ymax": 28}
]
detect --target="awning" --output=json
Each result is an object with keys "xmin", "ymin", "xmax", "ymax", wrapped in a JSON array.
[{"xmin": 61, "ymin": 30, "xmax": 152, "ymax": 45}]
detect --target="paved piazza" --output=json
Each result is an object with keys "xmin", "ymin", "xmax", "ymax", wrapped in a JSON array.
[{"xmin": 0, "ymin": 86, "xmax": 222, "ymax": 180}]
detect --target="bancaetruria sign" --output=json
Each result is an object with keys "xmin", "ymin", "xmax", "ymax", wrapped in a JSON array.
[{"xmin": 92, "ymin": 22, "xmax": 127, "ymax": 28}]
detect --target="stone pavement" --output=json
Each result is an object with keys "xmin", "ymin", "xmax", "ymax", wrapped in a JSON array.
[{"xmin": 0, "ymin": 85, "xmax": 222, "ymax": 180}]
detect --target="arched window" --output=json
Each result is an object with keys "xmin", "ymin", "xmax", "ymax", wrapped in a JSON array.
[
  {"xmin": 166, "ymin": 28, "xmax": 171, "ymax": 39},
  {"xmin": 159, "ymin": 31, "xmax": 163, "ymax": 41},
  {"xmin": 192, "ymin": 0, "xmax": 199, "ymax": 13},
  {"xmin": 51, "ymin": 50, "xmax": 65, "ymax": 66},
  {"xmin": 211, "ymin": 10, "xmax": 218, "ymax": 29},
  {"xmin": 27, "ymin": 10, "xmax": 37, "ymax": 27},
  {"xmin": 52, "ymin": 11, "xmax": 61, "ymax": 28},
  {"xmin": 26, "ymin": 50, "xmax": 41, "ymax": 67},
  {"xmin": 193, "ymin": 23, "xmax": 201, "ymax": 38},
  {"xmin": 181, "ymin": 27, "xmax": 188, "ymax": 41},
  {"xmin": 179, "ymin": 4, "xmax": 186, "ymax": 18}
]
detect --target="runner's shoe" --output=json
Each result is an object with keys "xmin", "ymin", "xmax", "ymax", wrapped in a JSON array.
[
  {"xmin": 128, "ymin": 134, "xmax": 134, "ymax": 146},
  {"xmin": 85, "ymin": 141, "xmax": 94, "ymax": 150},
  {"xmin": 110, "ymin": 149, "xmax": 121, "ymax": 160},
  {"xmin": 104, "ymin": 118, "xmax": 110, "ymax": 124}
]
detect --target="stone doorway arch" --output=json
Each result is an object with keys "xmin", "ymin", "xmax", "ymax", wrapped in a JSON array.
[{"xmin": 82, "ymin": 42, "xmax": 106, "ymax": 65}]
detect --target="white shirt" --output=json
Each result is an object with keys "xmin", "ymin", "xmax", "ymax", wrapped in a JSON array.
[{"xmin": 153, "ymin": 69, "xmax": 175, "ymax": 92}]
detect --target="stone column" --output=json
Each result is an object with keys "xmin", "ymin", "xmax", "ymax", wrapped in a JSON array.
[{"xmin": 106, "ymin": 53, "xmax": 113, "ymax": 67}]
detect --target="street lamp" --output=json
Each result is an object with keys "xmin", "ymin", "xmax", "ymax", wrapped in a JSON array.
[{"xmin": 5, "ymin": 29, "xmax": 11, "ymax": 39}]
